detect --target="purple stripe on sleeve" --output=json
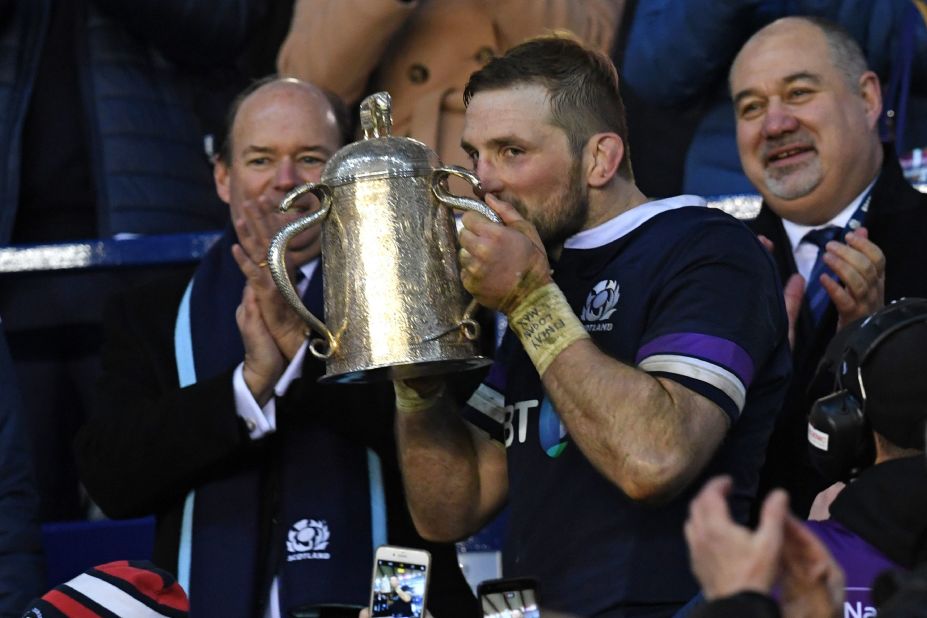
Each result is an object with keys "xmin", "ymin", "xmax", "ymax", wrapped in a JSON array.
[{"xmin": 636, "ymin": 333, "xmax": 754, "ymax": 387}]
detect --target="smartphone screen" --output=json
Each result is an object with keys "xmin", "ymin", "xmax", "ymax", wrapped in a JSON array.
[
  {"xmin": 478, "ymin": 578, "xmax": 540, "ymax": 618},
  {"xmin": 369, "ymin": 558, "xmax": 428, "ymax": 618}
]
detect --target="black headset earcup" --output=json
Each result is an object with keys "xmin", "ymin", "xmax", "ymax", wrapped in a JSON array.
[{"xmin": 807, "ymin": 390, "xmax": 874, "ymax": 483}]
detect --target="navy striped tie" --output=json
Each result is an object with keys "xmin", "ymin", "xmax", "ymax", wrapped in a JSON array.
[{"xmin": 801, "ymin": 226, "xmax": 843, "ymax": 324}]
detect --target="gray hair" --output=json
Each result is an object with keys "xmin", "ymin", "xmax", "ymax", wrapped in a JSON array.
[
  {"xmin": 804, "ymin": 17, "xmax": 870, "ymax": 92},
  {"xmin": 730, "ymin": 17, "xmax": 871, "ymax": 94}
]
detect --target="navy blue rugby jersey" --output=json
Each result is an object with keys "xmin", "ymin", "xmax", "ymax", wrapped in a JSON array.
[{"xmin": 463, "ymin": 196, "xmax": 791, "ymax": 617}]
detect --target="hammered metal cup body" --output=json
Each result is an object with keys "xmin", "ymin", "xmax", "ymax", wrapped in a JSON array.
[{"xmin": 268, "ymin": 92, "xmax": 498, "ymax": 383}]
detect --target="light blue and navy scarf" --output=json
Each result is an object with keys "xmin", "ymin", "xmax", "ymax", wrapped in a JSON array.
[{"xmin": 173, "ymin": 229, "xmax": 385, "ymax": 617}]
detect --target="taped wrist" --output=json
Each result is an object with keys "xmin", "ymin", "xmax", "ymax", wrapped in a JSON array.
[
  {"xmin": 394, "ymin": 380, "xmax": 446, "ymax": 413},
  {"xmin": 508, "ymin": 283, "xmax": 590, "ymax": 376}
]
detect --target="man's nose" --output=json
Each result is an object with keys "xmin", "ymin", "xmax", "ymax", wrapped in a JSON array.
[
  {"xmin": 475, "ymin": 158, "xmax": 503, "ymax": 195},
  {"xmin": 274, "ymin": 158, "xmax": 299, "ymax": 193},
  {"xmin": 762, "ymin": 100, "xmax": 800, "ymax": 137}
]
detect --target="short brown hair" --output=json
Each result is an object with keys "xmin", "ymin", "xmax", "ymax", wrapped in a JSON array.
[{"xmin": 464, "ymin": 35, "xmax": 633, "ymax": 180}]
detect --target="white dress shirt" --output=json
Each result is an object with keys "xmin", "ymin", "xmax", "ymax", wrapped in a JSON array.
[
  {"xmin": 780, "ymin": 179, "xmax": 876, "ymax": 284},
  {"xmin": 234, "ymin": 258, "xmax": 318, "ymax": 439}
]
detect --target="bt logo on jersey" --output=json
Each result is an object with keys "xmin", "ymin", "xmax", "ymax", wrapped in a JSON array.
[
  {"xmin": 503, "ymin": 399, "xmax": 537, "ymax": 447},
  {"xmin": 538, "ymin": 398, "xmax": 568, "ymax": 457},
  {"xmin": 503, "ymin": 397, "xmax": 569, "ymax": 458}
]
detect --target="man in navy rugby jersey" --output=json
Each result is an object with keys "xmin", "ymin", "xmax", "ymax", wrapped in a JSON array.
[{"xmin": 392, "ymin": 36, "xmax": 792, "ymax": 617}]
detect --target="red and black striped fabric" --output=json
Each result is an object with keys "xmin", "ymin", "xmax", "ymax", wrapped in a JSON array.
[{"xmin": 21, "ymin": 560, "xmax": 188, "ymax": 618}]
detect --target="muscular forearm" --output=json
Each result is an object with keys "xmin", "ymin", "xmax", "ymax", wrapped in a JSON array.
[
  {"xmin": 502, "ymin": 282, "xmax": 726, "ymax": 501},
  {"xmin": 540, "ymin": 339, "xmax": 728, "ymax": 503},
  {"xmin": 394, "ymin": 389, "xmax": 506, "ymax": 541}
]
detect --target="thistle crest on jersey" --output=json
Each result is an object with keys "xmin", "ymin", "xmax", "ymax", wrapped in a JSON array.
[{"xmin": 581, "ymin": 279, "xmax": 620, "ymax": 322}]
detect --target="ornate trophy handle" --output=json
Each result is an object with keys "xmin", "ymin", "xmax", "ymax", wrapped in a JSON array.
[
  {"xmin": 267, "ymin": 182, "xmax": 337, "ymax": 359},
  {"xmin": 431, "ymin": 165, "xmax": 503, "ymax": 342}
]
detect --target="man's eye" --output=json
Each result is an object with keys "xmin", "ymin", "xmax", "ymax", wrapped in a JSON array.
[
  {"xmin": 247, "ymin": 157, "xmax": 270, "ymax": 166},
  {"xmin": 501, "ymin": 147, "xmax": 523, "ymax": 157},
  {"xmin": 299, "ymin": 155, "xmax": 326, "ymax": 165},
  {"xmin": 739, "ymin": 101, "xmax": 763, "ymax": 118},
  {"xmin": 787, "ymin": 88, "xmax": 812, "ymax": 100}
]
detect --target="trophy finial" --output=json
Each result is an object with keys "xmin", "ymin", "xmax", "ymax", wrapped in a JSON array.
[{"xmin": 360, "ymin": 92, "xmax": 393, "ymax": 139}]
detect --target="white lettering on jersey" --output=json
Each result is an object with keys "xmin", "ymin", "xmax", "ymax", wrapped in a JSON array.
[{"xmin": 503, "ymin": 399, "xmax": 539, "ymax": 447}]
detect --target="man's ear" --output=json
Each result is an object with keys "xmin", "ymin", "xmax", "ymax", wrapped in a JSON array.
[
  {"xmin": 584, "ymin": 133, "xmax": 624, "ymax": 188},
  {"xmin": 214, "ymin": 158, "xmax": 231, "ymax": 205},
  {"xmin": 858, "ymin": 70, "xmax": 883, "ymax": 130}
]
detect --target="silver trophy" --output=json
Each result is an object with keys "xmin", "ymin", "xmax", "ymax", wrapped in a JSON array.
[{"xmin": 268, "ymin": 92, "xmax": 500, "ymax": 383}]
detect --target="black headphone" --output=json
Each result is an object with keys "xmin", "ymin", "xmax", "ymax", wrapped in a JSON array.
[{"xmin": 808, "ymin": 298, "xmax": 927, "ymax": 483}]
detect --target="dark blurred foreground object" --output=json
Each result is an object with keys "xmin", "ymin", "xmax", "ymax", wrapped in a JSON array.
[{"xmin": 0, "ymin": 325, "xmax": 45, "ymax": 615}]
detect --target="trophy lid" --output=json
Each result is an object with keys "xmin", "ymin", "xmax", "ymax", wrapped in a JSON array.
[{"xmin": 321, "ymin": 92, "xmax": 440, "ymax": 188}]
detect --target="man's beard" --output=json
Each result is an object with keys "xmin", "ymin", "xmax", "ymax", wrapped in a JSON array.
[
  {"xmin": 508, "ymin": 159, "xmax": 589, "ymax": 249},
  {"xmin": 761, "ymin": 133, "xmax": 822, "ymax": 200}
]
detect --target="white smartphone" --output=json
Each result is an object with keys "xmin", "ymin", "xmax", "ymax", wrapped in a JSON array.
[{"xmin": 368, "ymin": 545, "xmax": 431, "ymax": 618}]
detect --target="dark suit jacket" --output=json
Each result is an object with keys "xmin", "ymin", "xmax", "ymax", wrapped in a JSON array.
[
  {"xmin": 0, "ymin": 326, "xmax": 45, "ymax": 612},
  {"xmin": 74, "ymin": 267, "xmax": 477, "ymax": 617},
  {"xmin": 749, "ymin": 145, "xmax": 927, "ymax": 516}
]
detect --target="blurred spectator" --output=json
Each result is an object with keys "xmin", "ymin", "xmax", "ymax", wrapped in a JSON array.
[
  {"xmin": 687, "ymin": 481, "xmax": 927, "ymax": 617},
  {"xmin": 0, "ymin": 323, "xmax": 44, "ymax": 616},
  {"xmin": 730, "ymin": 17, "xmax": 927, "ymax": 516},
  {"xmin": 277, "ymin": 0, "xmax": 622, "ymax": 171},
  {"xmin": 803, "ymin": 299, "xmax": 927, "ymax": 614},
  {"xmin": 610, "ymin": 0, "xmax": 706, "ymax": 198},
  {"xmin": 686, "ymin": 300, "xmax": 927, "ymax": 617},
  {"xmin": 684, "ymin": 476, "xmax": 845, "ymax": 618},
  {"xmin": 622, "ymin": 0, "xmax": 927, "ymax": 197},
  {"xmin": 0, "ymin": 0, "xmax": 265, "ymax": 520},
  {"xmin": 900, "ymin": 147, "xmax": 927, "ymax": 184}
]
